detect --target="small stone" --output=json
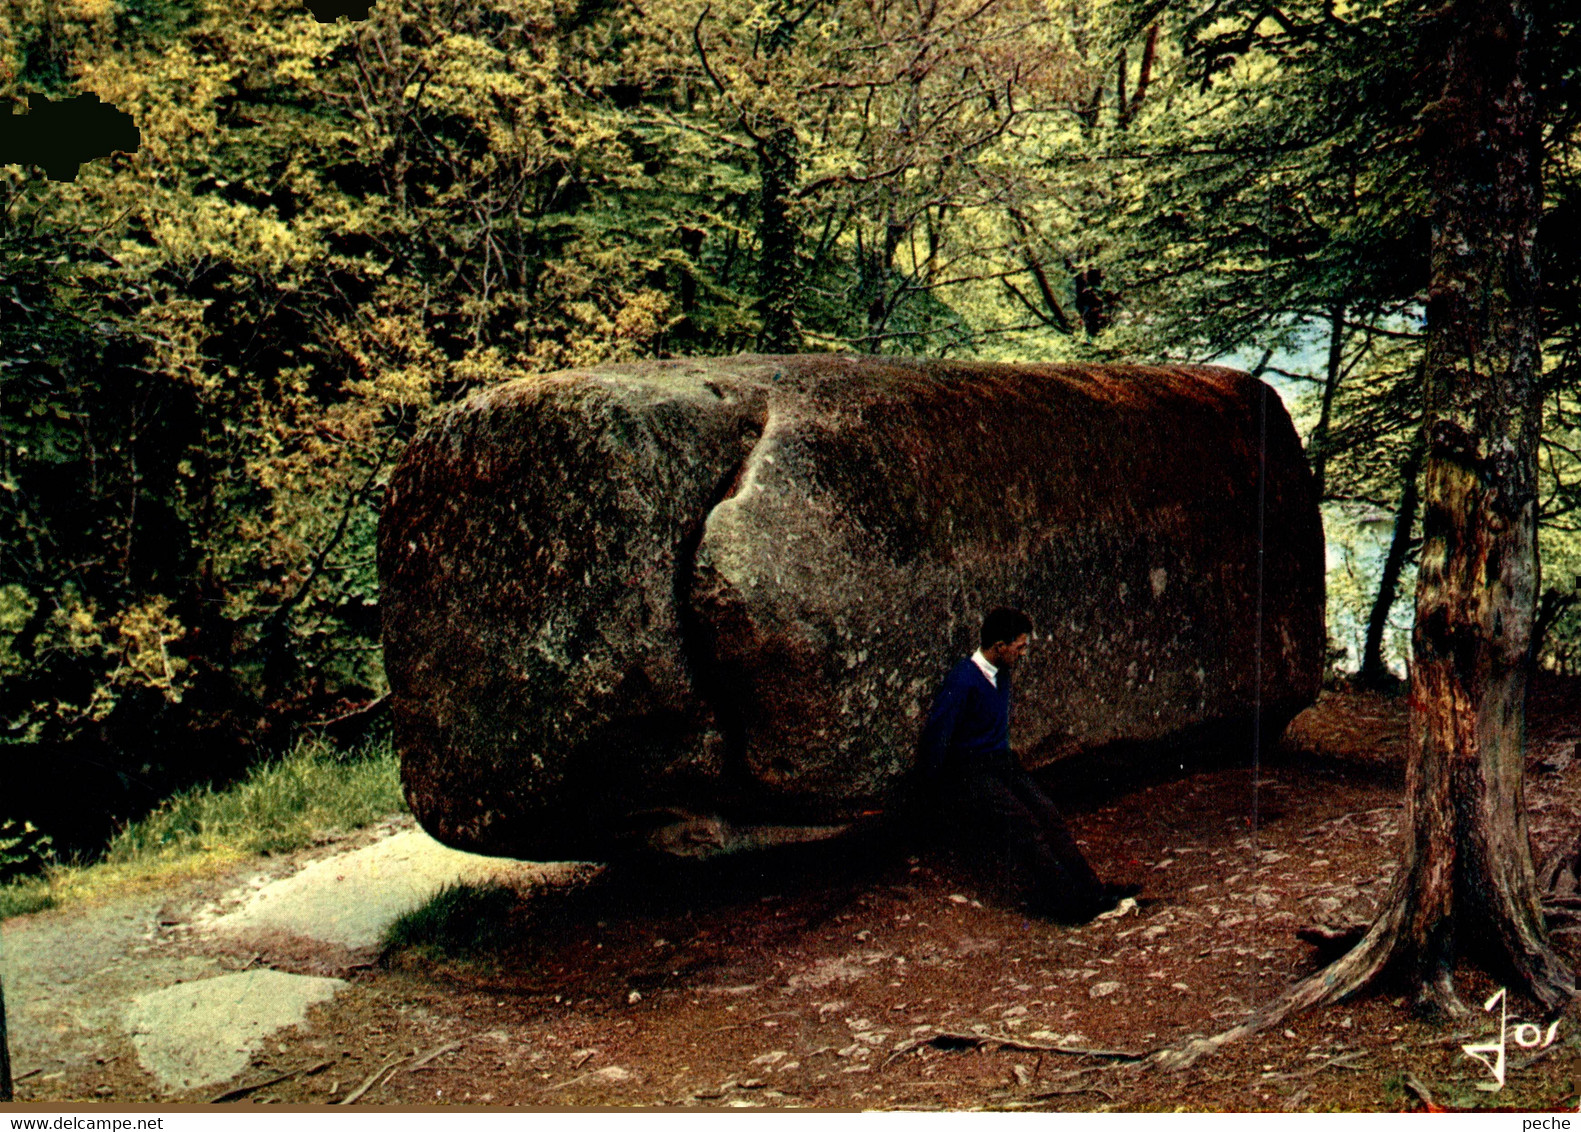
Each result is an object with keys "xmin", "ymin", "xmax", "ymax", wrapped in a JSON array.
[{"xmin": 1089, "ymin": 981, "xmax": 1122, "ymax": 998}]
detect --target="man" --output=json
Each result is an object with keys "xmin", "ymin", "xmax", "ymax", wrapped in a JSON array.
[{"xmin": 917, "ymin": 608, "xmax": 1137, "ymax": 922}]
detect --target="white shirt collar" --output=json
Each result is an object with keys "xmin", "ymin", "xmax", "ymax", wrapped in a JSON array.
[{"xmin": 970, "ymin": 649, "xmax": 998, "ymax": 687}]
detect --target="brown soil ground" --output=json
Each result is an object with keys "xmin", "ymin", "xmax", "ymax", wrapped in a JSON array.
[{"xmin": 13, "ymin": 675, "xmax": 1581, "ymax": 1111}]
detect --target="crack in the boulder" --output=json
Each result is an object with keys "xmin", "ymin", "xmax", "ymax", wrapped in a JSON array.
[{"xmin": 673, "ymin": 410, "xmax": 773, "ymax": 808}]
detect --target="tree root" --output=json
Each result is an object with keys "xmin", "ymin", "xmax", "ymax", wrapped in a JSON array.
[
  {"xmin": 1152, "ymin": 911, "xmax": 1399, "ymax": 1070},
  {"xmin": 1152, "ymin": 881, "xmax": 1576, "ymax": 1072},
  {"xmin": 1412, "ymin": 964, "xmax": 1469, "ymax": 1021}
]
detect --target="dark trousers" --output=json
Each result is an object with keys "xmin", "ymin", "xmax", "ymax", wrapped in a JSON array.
[{"xmin": 947, "ymin": 764, "xmax": 1106, "ymax": 920}]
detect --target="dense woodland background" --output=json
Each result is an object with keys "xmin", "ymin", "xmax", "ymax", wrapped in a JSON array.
[{"xmin": 2, "ymin": 0, "xmax": 1580, "ymax": 862}]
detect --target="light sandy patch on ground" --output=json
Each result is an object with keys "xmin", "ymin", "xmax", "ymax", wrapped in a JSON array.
[
  {"xmin": 2, "ymin": 895, "xmax": 222, "ymax": 1084},
  {"xmin": 124, "ymin": 969, "xmax": 344, "ymax": 1091},
  {"xmin": 196, "ymin": 827, "xmax": 575, "ymax": 949},
  {"xmin": 2, "ymin": 820, "xmax": 577, "ymax": 1096}
]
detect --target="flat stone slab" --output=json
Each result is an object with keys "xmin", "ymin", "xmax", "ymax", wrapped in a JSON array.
[
  {"xmin": 124, "ymin": 969, "xmax": 344, "ymax": 1092},
  {"xmin": 202, "ymin": 827, "xmax": 566, "ymax": 949},
  {"xmin": 1, "ymin": 895, "xmax": 224, "ymax": 1082}
]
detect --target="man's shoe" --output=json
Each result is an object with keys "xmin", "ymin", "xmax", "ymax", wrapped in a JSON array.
[
  {"xmin": 1026, "ymin": 883, "xmax": 1144, "ymax": 924},
  {"xmin": 1087, "ymin": 882, "xmax": 1142, "ymax": 922}
]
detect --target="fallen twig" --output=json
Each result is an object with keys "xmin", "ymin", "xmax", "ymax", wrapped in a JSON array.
[
  {"xmin": 339, "ymin": 1055, "xmax": 411, "ymax": 1105},
  {"xmin": 1282, "ymin": 1086, "xmax": 1312, "ymax": 1111},
  {"xmin": 1031, "ymin": 1084, "xmax": 1116, "ymax": 1102},
  {"xmin": 408, "ymin": 1040, "xmax": 462, "ymax": 1071},
  {"xmin": 1402, "ymin": 1072, "xmax": 1442, "ymax": 1111},
  {"xmin": 542, "ymin": 1068, "xmax": 614, "ymax": 1094},
  {"xmin": 886, "ymin": 1030, "xmax": 1144, "ymax": 1065},
  {"xmin": 1512, "ymin": 1046, "xmax": 1560, "ymax": 1073},
  {"xmin": 211, "ymin": 1060, "xmax": 330, "ymax": 1103},
  {"xmin": 1262, "ymin": 1051, "xmax": 1370, "ymax": 1081}
]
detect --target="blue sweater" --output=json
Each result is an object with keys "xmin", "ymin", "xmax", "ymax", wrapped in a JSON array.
[{"xmin": 917, "ymin": 657, "xmax": 1014, "ymax": 779}]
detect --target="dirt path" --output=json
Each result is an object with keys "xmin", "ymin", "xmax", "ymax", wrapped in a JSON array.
[
  {"xmin": 2, "ymin": 816, "xmax": 565, "ymax": 1097},
  {"xmin": 8, "ymin": 679, "xmax": 1581, "ymax": 1110}
]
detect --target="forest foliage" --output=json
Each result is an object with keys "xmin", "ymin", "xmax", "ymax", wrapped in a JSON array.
[{"xmin": 2, "ymin": 0, "xmax": 1580, "ymax": 856}]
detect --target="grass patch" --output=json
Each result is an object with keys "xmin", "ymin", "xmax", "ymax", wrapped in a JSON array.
[
  {"xmin": 381, "ymin": 881, "xmax": 523, "ymax": 965},
  {"xmin": 0, "ymin": 877, "xmax": 54, "ymax": 919},
  {"xmin": 0, "ymin": 732, "xmax": 406, "ymax": 918},
  {"xmin": 102, "ymin": 733, "xmax": 405, "ymax": 863}
]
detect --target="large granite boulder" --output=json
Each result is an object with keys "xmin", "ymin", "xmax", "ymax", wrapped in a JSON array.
[{"xmin": 378, "ymin": 355, "xmax": 1324, "ymax": 859}]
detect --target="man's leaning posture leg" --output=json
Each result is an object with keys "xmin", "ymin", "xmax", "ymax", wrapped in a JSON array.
[
  {"xmin": 1005, "ymin": 770, "xmax": 1106, "ymax": 907},
  {"xmin": 956, "ymin": 769, "xmax": 1095, "ymax": 920}
]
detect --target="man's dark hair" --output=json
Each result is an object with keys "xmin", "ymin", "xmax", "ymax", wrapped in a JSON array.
[{"xmin": 981, "ymin": 607, "xmax": 1033, "ymax": 649}]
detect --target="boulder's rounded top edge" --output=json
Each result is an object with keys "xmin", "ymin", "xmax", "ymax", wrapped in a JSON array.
[{"xmin": 446, "ymin": 354, "xmax": 1261, "ymax": 412}]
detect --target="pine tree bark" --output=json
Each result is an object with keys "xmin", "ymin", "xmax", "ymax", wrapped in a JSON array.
[{"xmin": 1359, "ymin": 437, "xmax": 1423, "ymax": 690}]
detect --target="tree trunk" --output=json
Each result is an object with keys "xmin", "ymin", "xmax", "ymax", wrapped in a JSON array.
[
  {"xmin": 757, "ymin": 124, "xmax": 801, "ymax": 353},
  {"xmin": 1383, "ymin": 0, "xmax": 1568, "ymax": 1015},
  {"xmin": 1532, "ymin": 588, "xmax": 1577, "ymax": 670},
  {"xmin": 1156, "ymin": 0, "xmax": 1569, "ymax": 1070},
  {"xmin": 1115, "ymin": 24, "xmax": 1158, "ymax": 129},
  {"xmin": 1, "ymin": 973, "xmax": 11, "ymax": 1102},
  {"xmin": 1359, "ymin": 436, "xmax": 1424, "ymax": 690},
  {"xmin": 1308, "ymin": 300, "xmax": 1347, "ymax": 500}
]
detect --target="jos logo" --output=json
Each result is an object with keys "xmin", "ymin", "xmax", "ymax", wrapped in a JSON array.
[{"xmin": 1461, "ymin": 987, "xmax": 1561, "ymax": 1091}]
